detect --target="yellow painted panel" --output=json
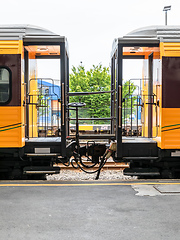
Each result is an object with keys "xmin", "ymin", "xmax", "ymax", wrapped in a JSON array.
[
  {"xmin": 0, "ymin": 107, "xmax": 25, "ymax": 148},
  {"xmin": 0, "ymin": 40, "xmax": 23, "ymax": 54},
  {"xmin": 28, "ymin": 56, "xmax": 38, "ymax": 138},
  {"xmin": 158, "ymin": 42, "xmax": 180, "ymax": 148},
  {"xmin": 161, "ymin": 108, "xmax": 180, "ymax": 149},
  {"xmin": 79, "ymin": 125, "xmax": 93, "ymax": 131},
  {"xmin": 141, "ymin": 59, "xmax": 148, "ymax": 137},
  {"xmin": 28, "ymin": 94, "xmax": 38, "ymax": 138},
  {"xmin": 153, "ymin": 107, "xmax": 162, "ymax": 149},
  {"xmin": 152, "ymin": 83, "xmax": 162, "ymax": 148},
  {"xmin": 160, "ymin": 42, "xmax": 180, "ymax": 58}
]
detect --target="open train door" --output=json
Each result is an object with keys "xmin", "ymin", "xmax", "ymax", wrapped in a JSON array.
[
  {"xmin": 111, "ymin": 30, "xmax": 160, "ymax": 160},
  {"xmin": 148, "ymin": 52, "xmax": 153, "ymax": 138},
  {"xmin": 60, "ymin": 42, "xmax": 69, "ymax": 157},
  {"xmin": 22, "ymin": 26, "xmax": 69, "ymax": 157}
]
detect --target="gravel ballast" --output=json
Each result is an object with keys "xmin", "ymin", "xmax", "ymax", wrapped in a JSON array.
[{"xmin": 47, "ymin": 170, "xmax": 137, "ymax": 181}]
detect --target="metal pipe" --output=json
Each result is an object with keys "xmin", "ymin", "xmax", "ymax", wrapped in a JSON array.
[
  {"xmin": 76, "ymin": 107, "xmax": 79, "ymax": 149},
  {"xmin": 69, "ymin": 117, "xmax": 116, "ymax": 121},
  {"xmin": 124, "ymin": 99, "xmax": 125, "ymax": 130},
  {"xmin": 131, "ymin": 96, "xmax": 132, "ymax": 137},
  {"xmin": 116, "ymin": 44, "xmax": 123, "ymax": 159},
  {"xmin": 58, "ymin": 98, "xmax": 60, "ymax": 132},
  {"xmin": 27, "ymin": 95, "xmax": 29, "ymax": 139},
  {"xmin": 42, "ymin": 96, "xmax": 43, "ymax": 134},
  {"xmin": 118, "ymin": 85, "xmax": 122, "ymax": 128},
  {"xmin": 165, "ymin": 11, "xmax": 167, "ymax": 25},
  {"xmin": 125, "ymin": 99, "xmax": 127, "ymax": 131},
  {"xmin": 37, "ymin": 95, "xmax": 39, "ymax": 136},
  {"xmin": 68, "ymin": 90, "xmax": 115, "ymax": 96},
  {"xmin": 62, "ymin": 83, "xmax": 65, "ymax": 126},
  {"xmin": 111, "ymin": 56, "xmax": 115, "ymax": 134},
  {"xmin": 137, "ymin": 96, "xmax": 138, "ymax": 137},
  {"xmin": 32, "ymin": 95, "xmax": 33, "ymax": 138},
  {"xmin": 45, "ymin": 95, "xmax": 47, "ymax": 137}
]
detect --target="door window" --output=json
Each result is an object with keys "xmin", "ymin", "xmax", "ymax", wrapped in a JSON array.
[{"xmin": 0, "ymin": 67, "xmax": 11, "ymax": 104}]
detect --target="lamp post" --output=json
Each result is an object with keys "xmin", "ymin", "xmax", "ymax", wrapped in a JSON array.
[{"xmin": 163, "ymin": 6, "xmax": 171, "ymax": 25}]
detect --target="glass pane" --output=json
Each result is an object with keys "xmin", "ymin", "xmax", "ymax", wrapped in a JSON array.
[{"xmin": 0, "ymin": 68, "xmax": 10, "ymax": 103}]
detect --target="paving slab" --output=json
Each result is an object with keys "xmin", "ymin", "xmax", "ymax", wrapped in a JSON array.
[{"xmin": 154, "ymin": 184, "xmax": 180, "ymax": 193}]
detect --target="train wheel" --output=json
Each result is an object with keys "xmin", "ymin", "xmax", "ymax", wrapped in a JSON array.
[
  {"xmin": 8, "ymin": 168, "xmax": 23, "ymax": 180},
  {"xmin": 26, "ymin": 174, "xmax": 47, "ymax": 180},
  {"xmin": 160, "ymin": 169, "xmax": 174, "ymax": 179}
]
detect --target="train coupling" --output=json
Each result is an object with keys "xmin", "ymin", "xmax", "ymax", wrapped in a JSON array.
[{"xmin": 103, "ymin": 142, "xmax": 117, "ymax": 160}]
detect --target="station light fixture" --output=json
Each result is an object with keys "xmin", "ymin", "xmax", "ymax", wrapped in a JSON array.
[{"xmin": 163, "ymin": 5, "xmax": 171, "ymax": 25}]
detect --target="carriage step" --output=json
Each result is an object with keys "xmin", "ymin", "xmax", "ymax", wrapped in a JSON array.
[
  {"xmin": 23, "ymin": 166, "xmax": 60, "ymax": 174},
  {"xmin": 124, "ymin": 167, "xmax": 160, "ymax": 176},
  {"xmin": 26, "ymin": 153, "xmax": 58, "ymax": 157}
]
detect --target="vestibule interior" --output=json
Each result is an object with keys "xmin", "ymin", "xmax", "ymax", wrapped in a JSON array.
[
  {"xmin": 122, "ymin": 46, "xmax": 160, "ymax": 138},
  {"xmin": 23, "ymin": 45, "xmax": 61, "ymax": 138}
]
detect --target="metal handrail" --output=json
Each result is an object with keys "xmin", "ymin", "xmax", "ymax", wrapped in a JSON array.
[{"xmin": 68, "ymin": 89, "xmax": 116, "ymax": 96}]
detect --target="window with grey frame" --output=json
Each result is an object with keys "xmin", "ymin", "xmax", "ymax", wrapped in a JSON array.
[{"xmin": 0, "ymin": 67, "xmax": 11, "ymax": 104}]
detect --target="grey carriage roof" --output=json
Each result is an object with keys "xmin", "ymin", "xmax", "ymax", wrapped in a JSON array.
[
  {"xmin": 111, "ymin": 25, "xmax": 180, "ymax": 56},
  {"xmin": 0, "ymin": 24, "xmax": 66, "ymax": 43},
  {"xmin": 0, "ymin": 24, "xmax": 68, "ymax": 55}
]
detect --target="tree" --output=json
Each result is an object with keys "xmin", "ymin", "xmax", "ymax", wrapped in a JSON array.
[
  {"xmin": 69, "ymin": 64, "xmax": 137, "ymax": 124},
  {"xmin": 122, "ymin": 80, "xmax": 137, "ymax": 123},
  {"xmin": 122, "ymin": 80, "xmax": 136, "ymax": 100},
  {"xmin": 69, "ymin": 64, "xmax": 111, "ymax": 124}
]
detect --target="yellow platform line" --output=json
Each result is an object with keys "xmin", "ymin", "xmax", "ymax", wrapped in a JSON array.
[{"xmin": 1, "ymin": 182, "xmax": 180, "ymax": 187}]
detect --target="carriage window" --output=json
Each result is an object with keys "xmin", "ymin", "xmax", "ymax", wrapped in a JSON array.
[{"xmin": 0, "ymin": 67, "xmax": 11, "ymax": 103}]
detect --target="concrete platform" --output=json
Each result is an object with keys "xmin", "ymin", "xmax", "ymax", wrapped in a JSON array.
[{"xmin": 0, "ymin": 180, "xmax": 180, "ymax": 240}]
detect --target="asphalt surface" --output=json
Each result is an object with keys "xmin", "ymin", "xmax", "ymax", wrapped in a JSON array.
[{"xmin": 0, "ymin": 180, "xmax": 180, "ymax": 240}]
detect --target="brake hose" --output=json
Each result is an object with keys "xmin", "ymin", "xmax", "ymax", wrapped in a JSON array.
[{"xmin": 71, "ymin": 157, "xmax": 107, "ymax": 174}]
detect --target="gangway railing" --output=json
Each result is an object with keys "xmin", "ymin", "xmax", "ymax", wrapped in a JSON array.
[
  {"xmin": 26, "ymin": 78, "xmax": 61, "ymax": 138},
  {"xmin": 67, "ymin": 89, "xmax": 116, "ymax": 138},
  {"xmin": 122, "ymin": 78, "xmax": 159, "ymax": 138}
]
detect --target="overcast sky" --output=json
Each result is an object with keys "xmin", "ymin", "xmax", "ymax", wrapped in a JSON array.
[{"xmin": 1, "ymin": 0, "xmax": 179, "ymax": 80}]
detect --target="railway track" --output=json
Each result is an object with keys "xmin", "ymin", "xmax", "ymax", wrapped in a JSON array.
[{"xmin": 56, "ymin": 161, "xmax": 129, "ymax": 171}]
